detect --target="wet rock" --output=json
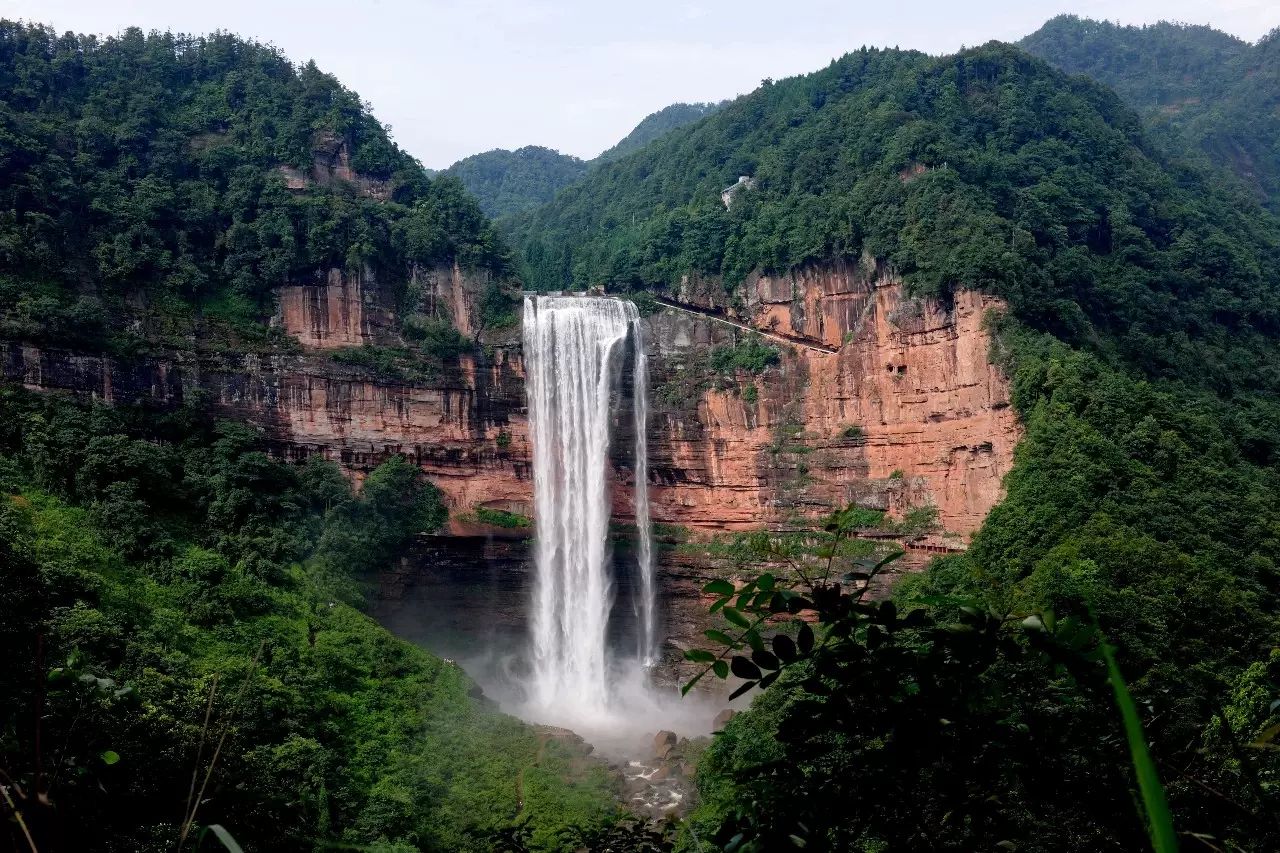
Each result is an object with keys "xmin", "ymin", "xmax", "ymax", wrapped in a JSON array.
[
  {"xmin": 653, "ymin": 730, "xmax": 677, "ymax": 759},
  {"xmin": 713, "ymin": 708, "xmax": 736, "ymax": 729}
]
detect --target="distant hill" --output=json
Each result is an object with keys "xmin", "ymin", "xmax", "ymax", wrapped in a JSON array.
[
  {"xmin": 594, "ymin": 101, "xmax": 726, "ymax": 163},
  {"xmin": 1020, "ymin": 15, "xmax": 1280, "ymax": 209},
  {"xmin": 443, "ymin": 145, "xmax": 588, "ymax": 219},
  {"xmin": 443, "ymin": 102, "xmax": 727, "ymax": 218}
]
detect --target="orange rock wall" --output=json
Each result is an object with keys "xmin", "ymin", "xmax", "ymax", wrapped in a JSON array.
[
  {"xmin": 642, "ymin": 258, "xmax": 1020, "ymax": 537},
  {"xmin": 269, "ymin": 260, "xmax": 528, "ymax": 518},
  {"xmin": 3, "ymin": 258, "xmax": 1018, "ymax": 541},
  {"xmin": 277, "ymin": 266, "xmax": 391, "ymax": 349}
]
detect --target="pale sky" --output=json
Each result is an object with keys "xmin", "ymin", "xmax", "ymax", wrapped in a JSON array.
[{"xmin": 1, "ymin": 1, "xmax": 1274, "ymax": 169}]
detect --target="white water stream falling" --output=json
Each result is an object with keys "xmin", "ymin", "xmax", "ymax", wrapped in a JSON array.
[{"xmin": 523, "ymin": 295, "xmax": 656, "ymax": 723}]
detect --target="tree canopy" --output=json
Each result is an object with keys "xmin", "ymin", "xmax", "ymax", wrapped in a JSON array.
[
  {"xmin": 442, "ymin": 102, "xmax": 726, "ymax": 219},
  {"xmin": 0, "ymin": 20, "xmax": 508, "ymax": 354},
  {"xmin": 1021, "ymin": 15, "xmax": 1280, "ymax": 211}
]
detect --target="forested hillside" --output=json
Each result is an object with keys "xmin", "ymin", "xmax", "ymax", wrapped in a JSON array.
[
  {"xmin": 1021, "ymin": 15, "xmax": 1280, "ymax": 210},
  {"xmin": 443, "ymin": 102, "xmax": 725, "ymax": 218},
  {"xmin": 6, "ymin": 14, "xmax": 1280, "ymax": 852},
  {"xmin": 0, "ymin": 21, "xmax": 509, "ymax": 359},
  {"xmin": 514, "ymin": 42, "xmax": 1280, "ymax": 851},
  {"xmin": 594, "ymin": 101, "xmax": 726, "ymax": 163},
  {"xmin": 0, "ymin": 22, "xmax": 614, "ymax": 852},
  {"xmin": 443, "ymin": 145, "xmax": 588, "ymax": 219}
]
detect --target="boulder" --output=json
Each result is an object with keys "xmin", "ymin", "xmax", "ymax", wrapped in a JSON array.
[
  {"xmin": 653, "ymin": 730, "xmax": 677, "ymax": 759},
  {"xmin": 713, "ymin": 708, "xmax": 736, "ymax": 729}
]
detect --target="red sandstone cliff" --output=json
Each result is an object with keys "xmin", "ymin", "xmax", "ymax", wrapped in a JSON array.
[
  {"xmin": 638, "ymin": 258, "xmax": 1019, "ymax": 538},
  {"xmin": 2, "ymin": 257, "xmax": 1017, "ymax": 542}
]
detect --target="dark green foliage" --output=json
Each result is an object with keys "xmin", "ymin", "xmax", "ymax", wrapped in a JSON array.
[
  {"xmin": 678, "ymin": 508, "xmax": 1243, "ymax": 852},
  {"xmin": 479, "ymin": 278, "xmax": 520, "ymax": 329},
  {"xmin": 0, "ymin": 21, "xmax": 508, "ymax": 352},
  {"xmin": 1020, "ymin": 16, "xmax": 1280, "ymax": 210},
  {"xmin": 473, "ymin": 507, "xmax": 532, "ymax": 528},
  {"xmin": 444, "ymin": 146, "xmax": 588, "ymax": 218},
  {"xmin": 0, "ymin": 387, "xmax": 617, "ymax": 852},
  {"xmin": 708, "ymin": 336, "xmax": 780, "ymax": 375},
  {"xmin": 627, "ymin": 290, "xmax": 661, "ymax": 317},
  {"xmin": 594, "ymin": 102, "xmax": 727, "ymax": 163},
  {"xmin": 401, "ymin": 316, "xmax": 472, "ymax": 360},
  {"xmin": 442, "ymin": 103, "xmax": 726, "ymax": 221}
]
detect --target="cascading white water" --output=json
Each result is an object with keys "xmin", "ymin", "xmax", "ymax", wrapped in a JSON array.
[
  {"xmin": 523, "ymin": 295, "xmax": 655, "ymax": 721},
  {"xmin": 632, "ymin": 321, "xmax": 656, "ymax": 667}
]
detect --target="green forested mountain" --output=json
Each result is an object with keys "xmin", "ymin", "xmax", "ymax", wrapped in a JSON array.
[
  {"xmin": 0, "ymin": 22, "xmax": 612, "ymax": 852},
  {"xmin": 594, "ymin": 101, "xmax": 726, "ymax": 163},
  {"xmin": 515, "ymin": 42, "xmax": 1280, "ymax": 851},
  {"xmin": 443, "ymin": 102, "xmax": 725, "ymax": 218},
  {"xmin": 6, "ymin": 14, "xmax": 1280, "ymax": 853},
  {"xmin": 1020, "ymin": 15, "xmax": 1280, "ymax": 210},
  {"xmin": 443, "ymin": 145, "xmax": 588, "ymax": 219},
  {"xmin": 0, "ymin": 20, "xmax": 509, "ymax": 359}
]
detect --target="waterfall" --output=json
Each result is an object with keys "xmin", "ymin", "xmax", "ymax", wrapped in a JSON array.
[
  {"xmin": 523, "ymin": 295, "xmax": 655, "ymax": 719},
  {"xmin": 631, "ymin": 321, "xmax": 656, "ymax": 666}
]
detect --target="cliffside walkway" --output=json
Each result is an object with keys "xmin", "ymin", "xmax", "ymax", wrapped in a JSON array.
[{"xmin": 651, "ymin": 296, "xmax": 840, "ymax": 355}]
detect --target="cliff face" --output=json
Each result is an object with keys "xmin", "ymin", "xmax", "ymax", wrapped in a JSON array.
[
  {"xmin": 5, "ymin": 261, "xmax": 1017, "ymax": 680},
  {"xmin": 641, "ymin": 258, "xmax": 1020, "ymax": 536},
  {"xmin": 2, "ymin": 263, "xmax": 533, "ymax": 523},
  {"xmin": 3, "ymin": 259, "xmax": 1016, "ymax": 539}
]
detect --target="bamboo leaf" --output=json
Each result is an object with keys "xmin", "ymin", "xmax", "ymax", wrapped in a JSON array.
[
  {"xmin": 752, "ymin": 648, "xmax": 780, "ymax": 670},
  {"xmin": 798, "ymin": 622, "xmax": 814, "ymax": 655},
  {"xmin": 773, "ymin": 633, "xmax": 797, "ymax": 663},
  {"xmin": 203, "ymin": 824, "xmax": 245, "ymax": 853},
  {"xmin": 1100, "ymin": 641, "xmax": 1177, "ymax": 853},
  {"xmin": 1251, "ymin": 721, "xmax": 1280, "ymax": 748}
]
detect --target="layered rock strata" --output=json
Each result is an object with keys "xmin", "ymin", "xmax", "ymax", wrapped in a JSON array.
[
  {"xmin": 3, "ymin": 260, "xmax": 1017, "ymax": 536},
  {"xmin": 4, "ymin": 259, "xmax": 1020, "ymax": 681},
  {"xmin": 618, "ymin": 258, "xmax": 1019, "ymax": 537}
]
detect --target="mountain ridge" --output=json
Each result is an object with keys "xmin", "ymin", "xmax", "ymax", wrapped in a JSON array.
[
  {"xmin": 442, "ymin": 101, "xmax": 727, "ymax": 218},
  {"xmin": 1019, "ymin": 14, "xmax": 1280, "ymax": 209}
]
